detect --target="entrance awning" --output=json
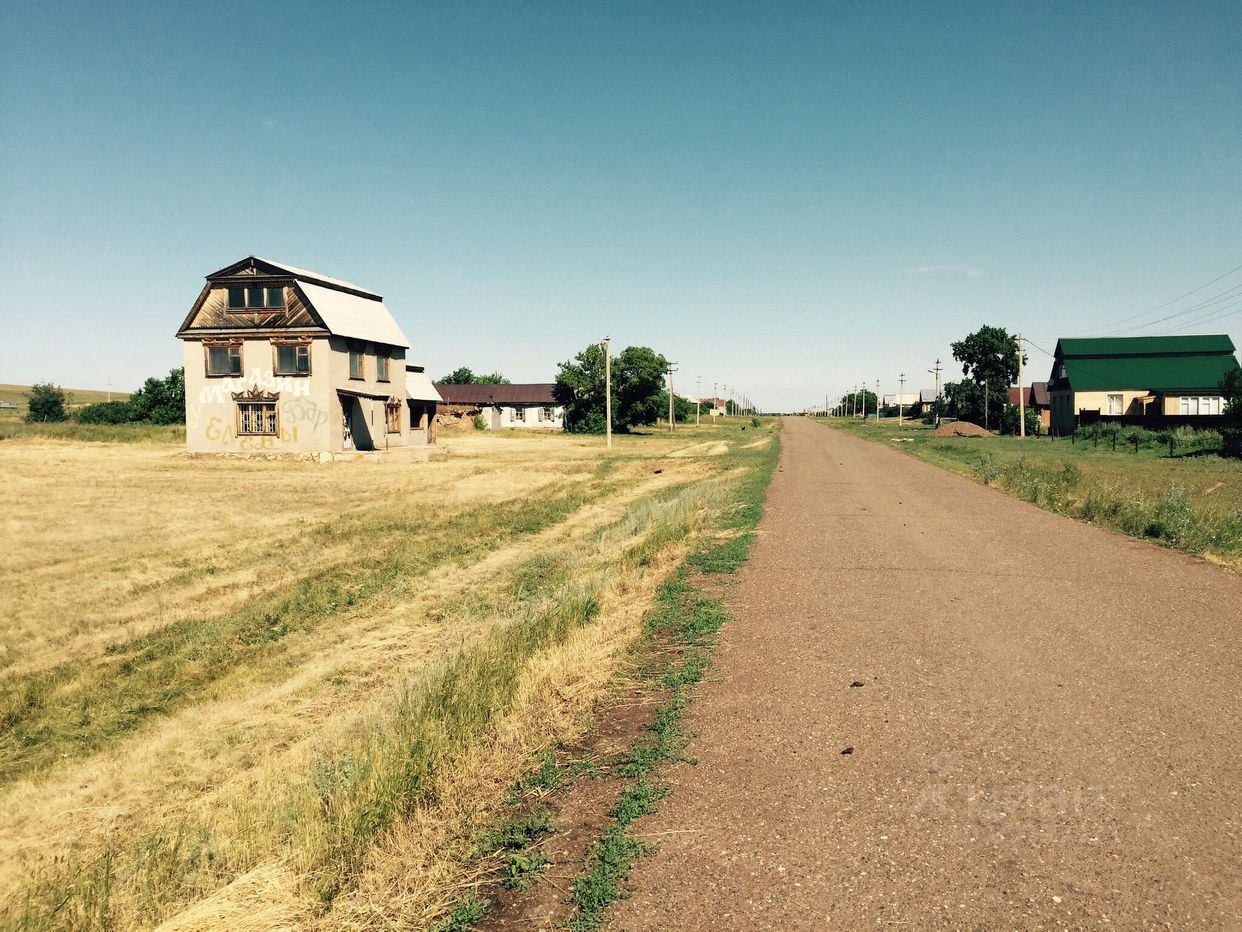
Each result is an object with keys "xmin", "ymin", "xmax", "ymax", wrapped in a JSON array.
[{"xmin": 337, "ymin": 388, "xmax": 391, "ymax": 401}]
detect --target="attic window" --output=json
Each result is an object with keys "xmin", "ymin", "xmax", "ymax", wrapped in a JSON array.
[{"xmin": 228, "ymin": 286, "xmax": 285, "ymax": 310}]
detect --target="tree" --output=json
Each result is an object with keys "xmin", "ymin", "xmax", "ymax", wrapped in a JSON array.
[
  {"xmin": 553, "ymin": 343, "xmax": 670, "ymax": 434},
  {"xmin": 438, "ymin": 367, "xmax": 509, "ymax": 384},
  {"xmin": 554, "ymin": 343, "xmax": 609, "ymax": 434},
  {"xmin": 949, "ymin": 325, "xmax": 1023, "ymax": 426},
  {"xmin": 1220, "ymin": 367, "xmax": 1242, "ymax": 458},
  {"xmin": 26, "ymin": 383, "xmax": 67, "ymax": 423},
  {"xmin": 614, "ymin": 346, "xmax": 669, "ymax": 430},
  {"xmin": 839, "ymin": 389, "xmax": 878, "ymax": 416},
  {"xmin": 129, "ymin": 368, "xmax": 185, "ymax": 424}
]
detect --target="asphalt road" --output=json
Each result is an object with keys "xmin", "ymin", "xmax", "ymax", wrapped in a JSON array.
[{"xmin": 611, "ymin": 416, "xmax": 1242, "ymax": 929}]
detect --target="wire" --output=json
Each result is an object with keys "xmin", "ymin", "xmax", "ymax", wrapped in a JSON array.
[
  {"xmin": 1043, "ymin": 261, "xmax": 1242, "ymax": 338},
  {"xmin": 1111, "ymin": 281, "xmax": 1242, "ymax": 335}
]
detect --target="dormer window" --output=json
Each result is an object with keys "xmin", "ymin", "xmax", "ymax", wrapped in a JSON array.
[{"xmin": 228, "ymin": 286, "xmax": 285, "ymax": 310}]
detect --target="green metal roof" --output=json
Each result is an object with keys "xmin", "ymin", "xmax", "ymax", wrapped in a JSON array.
[
  {"xmin": 1057, "ymin": 334, "xmax": 1235, "ymax": 357},
  {"xmin": 1052, "ymin": 334, "xmax": 1239, "ymax": 393}
]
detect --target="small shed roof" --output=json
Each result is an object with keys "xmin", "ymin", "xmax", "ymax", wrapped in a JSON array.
[
  {"xmin": 435, "ymin": 383, "xmax": 558, "ymax": 405},
  {"xmin": 407, "ymin": 370, "xmax": 444, "ymax": 403}
]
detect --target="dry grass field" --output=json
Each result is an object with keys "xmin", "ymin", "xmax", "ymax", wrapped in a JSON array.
[{"xmin": 0, "ymin": 422, "xmax": 778, "ymax": 929}]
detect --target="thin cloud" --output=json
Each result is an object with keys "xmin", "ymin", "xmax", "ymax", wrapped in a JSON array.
[{"xmin": 907, "ymin": 264, "xmax": 984, "ymax": 278}]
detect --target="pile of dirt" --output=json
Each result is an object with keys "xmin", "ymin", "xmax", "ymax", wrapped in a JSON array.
[{"xmin": 931, "ymin": 420, "xmax": 994, "ymax": 437}]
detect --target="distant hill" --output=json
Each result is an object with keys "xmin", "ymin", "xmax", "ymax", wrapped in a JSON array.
[{"xmin": 0, "ymin": 383, "xmax": 131, "ymax": 414}]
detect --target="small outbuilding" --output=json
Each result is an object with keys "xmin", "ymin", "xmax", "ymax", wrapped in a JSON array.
[{"xmin": 434, "ymin": 383, "xmax": 565, "ymax": 431}]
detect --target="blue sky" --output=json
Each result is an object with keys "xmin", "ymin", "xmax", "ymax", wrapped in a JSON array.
[{"xmin": 2, "ymin": 1, "xmax": 1239, "ymax": 409}]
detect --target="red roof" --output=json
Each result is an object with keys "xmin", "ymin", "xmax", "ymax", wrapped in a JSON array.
[
  {"xmin": 1007, "ymin": 382, "xmax": 1051, "ymax": 407},
  {"xmin": 434, "ymin": 383, "xmax": 557, "ymax": 405}
]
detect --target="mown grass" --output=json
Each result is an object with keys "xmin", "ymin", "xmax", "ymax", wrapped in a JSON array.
[
  {"xmin": 3, "ymin": 423, "xmax": 780, "ymax": 931},
  {"xmin": 0, "ymin": 480, "xmax": 613, "ymax": 784},
  {"xmin": 822, "ymin": 416, "xmax": 1242, "ymax": 567},
  {"xmin": 423, "ymin": 425, "xmax": 781, "ymax": 931}
]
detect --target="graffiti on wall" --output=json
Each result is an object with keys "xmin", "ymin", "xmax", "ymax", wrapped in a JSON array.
[
  {"xmin": 194, "ymin": 396, "xmax": 331, "ymax": 449},
  {"xmin": 197, "ymin": 369, "xmax": 312, "ymax": 404}
]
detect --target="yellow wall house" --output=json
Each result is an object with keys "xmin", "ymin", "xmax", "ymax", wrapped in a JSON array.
[
  {"xmin": 1047, "ymin": 334, "xmax": 1239, "ymax": 435},
  {"xmin": 177, "ymin": 257, "xmax": 442, "ymax": 455}
]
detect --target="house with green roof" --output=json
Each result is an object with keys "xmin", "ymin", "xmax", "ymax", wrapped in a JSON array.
[{"xmin": 1047, "ymin": 334, "xmax": 1239, "ymax": 434}]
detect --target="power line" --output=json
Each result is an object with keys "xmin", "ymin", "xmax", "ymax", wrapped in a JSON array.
[
  {"xmin": 1111, "ymin": 281, "xmax": 1242, "ymax": 335},
  {"xmin": 1063, "ymin": 261, "xmax": 1242, "ymax": 336}
]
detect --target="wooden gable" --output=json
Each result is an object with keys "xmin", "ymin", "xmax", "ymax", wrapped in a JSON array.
[{"xmin": 179, "ymin": 277, "xmax": 324, "ymax": 335}]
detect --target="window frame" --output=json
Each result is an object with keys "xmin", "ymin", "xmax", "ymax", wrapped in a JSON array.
[
  {"xmin": 376, "ymin": 349, "xmax": 390, "ymax": 383},
  {"xmin": 204, "ymin": 342, "xmax": 242, "ymax": 378},
  {"xmin": 227, "ymin": 284, "xmax": 286, "ymax": 311},
  {"xmin": 236, "ymin": 400, "xmax": 278, "ymax": 435},
  {"xmin": 272, "ymin": 340, "xmax": 312, "ymax": 376},
  {"xmin": 349, "ymin": 341, "xmax": 366, "ymax": 380},
  {"xmin": 385, "ymin": 399, "xmax": 402, "ymax": 434},
  {"xmin": 542, "ymin": 406, "xmax": 554, "ymax": 422},
  {"xmin": 1107, "ymin": 393, "xmax": 1123, "ymax": 416}
]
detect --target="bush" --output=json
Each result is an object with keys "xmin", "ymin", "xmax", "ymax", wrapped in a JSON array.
[
  {"xmin": 76, "ymin": 401, "xmax": 132, "ymax": 424},
  {"xmin": 473, "ymin": 414, "xmax": 487, "ymax": 431},
  {"xmin": 25, "ymin": 383, "xmax": 67, "ymax": 423},
  {"xmin": 129, "ymin": 369, "xmax": 184, "ymax": 424}
]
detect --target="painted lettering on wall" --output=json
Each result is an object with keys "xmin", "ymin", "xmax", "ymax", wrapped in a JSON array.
[
  {"xmin": 197, "ymin": 368, "xmax": 312, "ymax": 404},
  {"xmin": 203, "ymin": 416, "xmax": 299, "ymax": 448}
]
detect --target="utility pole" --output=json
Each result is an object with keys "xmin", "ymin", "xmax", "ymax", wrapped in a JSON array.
[
  {"xmin": 105, "ymin": 378, "xmax": 112, "ymax": 403},
  {"xmin": 667, "ymin": 362, "xmax": 678, "ymax": 432},
  {"xmin": 1018, "ymin": 333, "xmax": 1026, "ymax": 438},
  {"xmin": 931, "ymin": 358, "xmax": 943, "ymax": 427},
  {"xmin": 875, "ymin": 379, "xmax": 880, "ymax": 422},
  {"xmin": 601, "ymin": 336, "xmax": 612, "ymax": 449},
  {"xmin": 984, "ymin": 379, "xmax": 989, "ymax": 431},
  {"xmin": 859, "ymin": 384, "xmax": 865, "ymax": 420},
  {"xmin": 898, "ymin": 372, "xmax": 905, "ymax": 423},
  {"xmin": 696, "ymin": 375, "xmax": 702, "ymax": 428}
]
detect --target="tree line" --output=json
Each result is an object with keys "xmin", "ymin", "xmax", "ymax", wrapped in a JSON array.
[{"xmin": 25, "ymin": 370, "xmax": 185, "ymax": 425}]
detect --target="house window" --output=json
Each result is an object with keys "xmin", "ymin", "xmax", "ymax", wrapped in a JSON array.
[
  {"xmin": 1188, "ymin": 396, "xmax": 1221, "ymax": 415},
  {"xmin": 237, "ymin": 400, "xmax": 278, "ymax": 435},
  {"xmin": 542, "ymin": 406, "xmax": 554, "ymax": 422},
  {"xmin": 1107, "ymin": 394, "xmax": 1123, "ymax": 415},
  {"xmin": 206, "ymin": 344, "xmax": 242, "ymax": 377},
  {"xmin": 273, "ymin": 342, "xmax": 310, "ymax": 375},
  {"xmin": 376, "ymin": 351, "xmax": 390, "ymax": 382},
  {"xmin": 1180, "ymin": 396, "xmax": 1198, "ymax": 415},
  {"xmin": 385, "ymin": 400, "xmax": 401, "ymax": 433},
  {"xmin": 227, "ymin": 285, "xmax": 285, "ymax": 310},
  {"xmin": 349, "ymin": 343, "xmax": 365, "ymax": 380}
]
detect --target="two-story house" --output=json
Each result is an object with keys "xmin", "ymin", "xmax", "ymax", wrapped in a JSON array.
[{"xmin": 177, "ymin": 256, "xmax": 437, "ymax": 455}]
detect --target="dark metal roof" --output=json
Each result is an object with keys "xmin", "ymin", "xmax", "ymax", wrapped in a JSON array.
[{"xmin": 433, "ymin": 383, "xmax": 558, "ymax": 405}]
